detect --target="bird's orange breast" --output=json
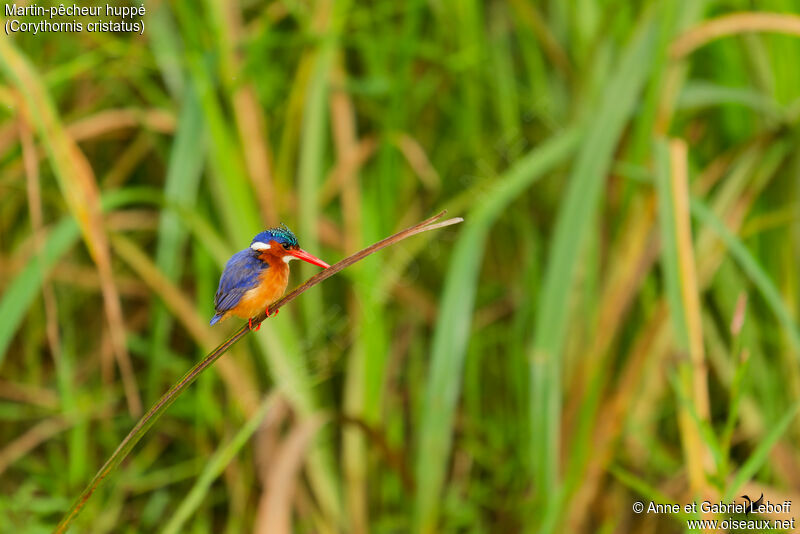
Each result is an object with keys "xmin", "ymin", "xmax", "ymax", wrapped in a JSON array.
[{"xmin": 228, "ymin": 260, "xmax": 289, "ymax": 319}]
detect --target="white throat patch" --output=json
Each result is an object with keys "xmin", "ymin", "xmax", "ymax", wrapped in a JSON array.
[
  {"xmin": 282, "ymin": 255, "xmax": 297, "ymax": 263},
  {"xmin": 250, "ymin": 242, "xmax": 270, "ymax": 251}
]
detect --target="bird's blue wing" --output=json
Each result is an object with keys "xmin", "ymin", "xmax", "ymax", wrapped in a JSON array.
[{"xmin": 212, "ymin": 249, "xmax": 267, "ymax": 316}]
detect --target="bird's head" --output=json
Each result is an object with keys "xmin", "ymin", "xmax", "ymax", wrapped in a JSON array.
[{"xmin": 250, "ymin": 224, "xmax": 330, "ymax": 269}]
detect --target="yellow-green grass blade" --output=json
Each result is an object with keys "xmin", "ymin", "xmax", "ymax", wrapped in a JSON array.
[
  {"xmin": 724, "ymin": 400, "xmax": 800, "ymax": 501},
  {"xmin": 678, "ymin": 81, "xmax": 785, "ymax": 118},
  {"xmin": 297, "ymin": 0, "xmax": 350, "ymax": 327},
  {"xmin": 666, "ymin": 370, "xmax": 724, "ymax": 474},
  {"xmin": 146, "ymin": 0, "xmax": 185, "ymax": 99},
  {"xmin": 690, "ymin": 198, "xmax": 800, "ymax": 351},
  {"xmin": 489, "ymin": 3, "xmax": 520, "ymax": 137},
  {"xmin": 297, "ymin": 36, "xmax": 334, "ymax": 327},
  {"xmin": 625, "ymin": 0, "xmax": 688, "ymax": 165},
  {"xmin": 609, "ymin": 465, "xmax": 694, "ymax": 525},
  {"xmin": 654, "ymin": 138, "xmax": 713, "ymax": 499},
  {"xmin": 413, "ymin": 128, "xmax": 580, "ymax": 533},
  {"xmin": 161, "ymin": 394, "xmax": 278, "ymax": 534},
  {"xmin": 173, "ymin": 1, "xmax": 261, "ymax": 243},
  {"xmin": 653, "ymin": 139, "xmax": 689, "ymax": 361},
  {"xmin": 0, "ymin": 220, "xmax": 77, "ymax": 369},
  {"xmin": 528, "ymin": 12, "xmax": 656, "ymax": 512},
  {"xmin": 147, "ymin": 87, "xmax": 206, "ymax": 402}
]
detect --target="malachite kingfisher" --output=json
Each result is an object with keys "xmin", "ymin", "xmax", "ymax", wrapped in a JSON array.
[{"xmin": 210, "ymin": 225, "xmax": 330, "ymax": 330}]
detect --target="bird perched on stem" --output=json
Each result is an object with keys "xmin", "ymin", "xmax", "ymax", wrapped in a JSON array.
[{"xmin": 210, "ymin": 225, "xmax": 329, "ymax": 330}]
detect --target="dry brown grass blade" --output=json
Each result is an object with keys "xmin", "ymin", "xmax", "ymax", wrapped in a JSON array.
[
  {"xmin": 233, "ymin": 86, "xmax": 279, "ymax": 226},
  {"xmin": 0, "ymin": 43, "xmax": 142, "ymax": 416},
  {"xmin": 254, "ymin": 415, "xmax": 326, "ymax": 534},
  {"xmin": 392, "ymin": 133, "xmax": 441, "ymax": 191},
  {"xmin": 0, "ymin": 108, "xmax": 173, "ymax": 156},
  {"xmin": 255, "ymin": 397, "xmax": 291, "ymax": 477},
  {"xmin": 0, "ymin": 417, "xmax": 72, "ymax": 477},
  {"xmin": 668, "ymin": 139, "xmax": 713, "ymax": 510},
  {"xmin": 669, "ymin": 139, "xmax": 710, "ymax": 419},
  {"xmin": 49, "ymin": 263, "xmax": 148, "ymax": 297},
  {"xmin": 0, "ymin": 379, "xmax": 59, "ymax": 409},
  {"xmin": 329, "ymin": 60, "xmax": 364, "ymax": 252},
  {"xmin": 671, "ymin": 12, "xmax": 800, "ymax": 59},
  {"xmin": 319, "ymin": 135, "xmax": 376, "ymax": 211},
  {"xmin": 66, "ymin": 108, "xmax": 175, "ymax": 140}
]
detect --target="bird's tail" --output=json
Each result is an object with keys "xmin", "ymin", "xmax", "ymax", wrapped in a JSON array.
[{"xmin": 209, "ymin": 313, "xmax": 223, "ymax": 326}]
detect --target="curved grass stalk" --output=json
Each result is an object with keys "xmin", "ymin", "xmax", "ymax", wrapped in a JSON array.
[{"xmin": 55, "ymin": 210, "xmax": 462, "ymax": 533}]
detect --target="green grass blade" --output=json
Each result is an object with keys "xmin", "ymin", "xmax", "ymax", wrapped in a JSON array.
[
  {"xmin": 161, "ymin": 394, "xmax": 278, "ymax": 534},
  {"xmin": 654, "ymin": 139, "xmax": 689, "ymax": 349},
  {"xmin": 0, "ymin": 220, "xmax": 78, "ymax": 369},
  {"xmin": 413, "ymin": 128, "xmax": 580, "ymax": 533},
  {"xmin": 690, "ymin": 198, "xmax": 800, "ymax": 351},
  {"xmin": 724, "ymin": 400, "xmax": 800, "ymax": 500},
  {"xmin": 678, "ymin": 81, "xmax": 784, "ymax": 117},
  {"xmin": 297, "ymin": 35, "xmax": 334, "ymax": 327},
  {"xmin": 148, "ymin": 87, "xmax": 206, "ymax": 400},
  {"xmin": 528, "ymin": 12, "xmax": 656, "ymax": 511}
]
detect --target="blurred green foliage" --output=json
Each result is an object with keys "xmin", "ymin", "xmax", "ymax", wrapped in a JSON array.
[{"xmin": 2, "ymin": 0, "xmax": 800, "ymax": 532}]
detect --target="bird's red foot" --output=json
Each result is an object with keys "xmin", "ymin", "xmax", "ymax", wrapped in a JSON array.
[
  {"xmin": 265, "ymin": 307, "xmax": 280, "ymax": 318},
  {"xmin": 248, "ymin": 317, "xmax": 261, "ymax": 331}
]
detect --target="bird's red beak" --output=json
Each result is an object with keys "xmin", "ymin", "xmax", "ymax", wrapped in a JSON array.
[{"xmin": 288, "ymin": 248, "xmax": 330, "ymax": 269}]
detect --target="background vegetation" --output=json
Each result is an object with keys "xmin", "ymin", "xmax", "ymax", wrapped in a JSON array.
[{"xmin": 2, "ymin": 0, "xmax": 800, "ymax": 532}]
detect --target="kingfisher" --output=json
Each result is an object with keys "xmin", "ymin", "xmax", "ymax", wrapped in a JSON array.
[{"xmin": 210, "ymin": 224, "xmax": 330, "ymax": 330}]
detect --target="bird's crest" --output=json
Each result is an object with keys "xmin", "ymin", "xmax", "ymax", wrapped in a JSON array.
[
  {"xmin": 269, "ymin": 223, "xmax": 299, "ymax": 246},
  {"xmin": 251, "ymin": 224, "xmax": 299, "ymax": 248}
]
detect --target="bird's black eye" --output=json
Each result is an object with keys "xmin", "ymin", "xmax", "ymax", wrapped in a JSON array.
[{"xmin": 282, "ymin": 243, "xmax": 290, "ymax": 250}]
